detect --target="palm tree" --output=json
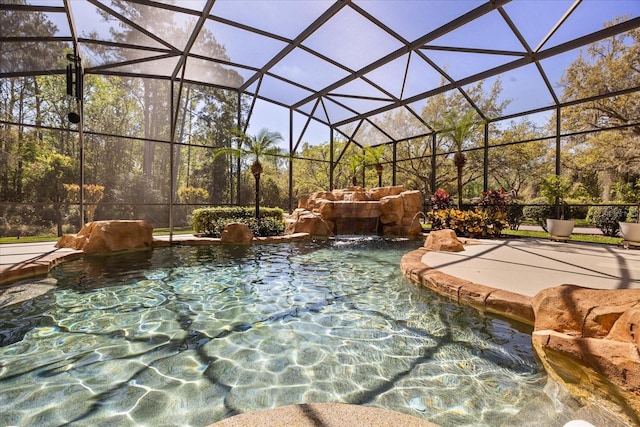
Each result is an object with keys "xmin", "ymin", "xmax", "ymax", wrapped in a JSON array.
[
  {"xmin": 433, "ymin": 109, "xmax": 478, "ymax": 210},
  {"xmin": 214, "ymin": 128, "xmax": 283, "ymax": 219},
  {"xmin": 364, "ymin": 145, "xmax": 386, "ymax": 187},
  {"xmin": 346, "ymin": 152, "xmax": 364, "ymax": 187}
]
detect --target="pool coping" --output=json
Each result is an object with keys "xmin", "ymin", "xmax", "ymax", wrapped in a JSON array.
[
  {"xmin": 0, "ymin": 233, "xmax": 312, "ymax": 287},
  {"xmin": 400, "ymin": 247, "xmax": 535, "ymax": 326}
]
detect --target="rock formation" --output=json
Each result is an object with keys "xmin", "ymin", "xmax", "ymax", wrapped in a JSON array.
[
  {"xmin": 424, "ymin": 229, "xmax": 465, "ymax": 252},
  {"xmin": 220, "ymin": 222, "xmax": 254, "ymax": 244},
  {"xmin": 531, "ymin": 285, "xmax": 640, "ymax": 424},
  {"xmin": 56, "ymin": 220, "xmax": 153, "ymax": 254},
  {"xmin": 286, "ymin": 186, "xmax": 423, "ymax": 237}
]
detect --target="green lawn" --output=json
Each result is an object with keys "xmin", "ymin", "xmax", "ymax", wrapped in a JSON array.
[{"xmin": 502, "ymin": 228, "xmax": 622, "ymax": 245}]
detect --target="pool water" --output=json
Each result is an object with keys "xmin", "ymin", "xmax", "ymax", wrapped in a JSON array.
[{"xmin": 1, "ymin": 238, "xmax": 561, "ymax": 426}]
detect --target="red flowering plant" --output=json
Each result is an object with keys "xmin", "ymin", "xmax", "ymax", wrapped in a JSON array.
[
  {"xmin": 478, "ymin": 189, "xmax": 508, "ymax": 215},
  {"xmin": 428, "ymin": 189, "xmax": 453, "ymax": 230},
  {"xmin": 430, "ymin": 188, "xmax": 452, "ymax": 210}
]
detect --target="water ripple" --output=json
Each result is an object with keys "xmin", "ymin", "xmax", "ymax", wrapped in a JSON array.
[{"xmin": 0, "ymin": 239, "xmax": 562, "ymax": 426}]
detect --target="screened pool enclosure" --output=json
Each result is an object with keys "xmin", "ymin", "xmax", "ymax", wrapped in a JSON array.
[{"xmin": 1, "ymin": 0, "xmax": 640, "ymax": 237}]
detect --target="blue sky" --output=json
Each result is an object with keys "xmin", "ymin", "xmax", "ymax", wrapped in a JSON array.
[{"xmin": 44, "ymin": 0, "xmax": 640, "ymax": 149}]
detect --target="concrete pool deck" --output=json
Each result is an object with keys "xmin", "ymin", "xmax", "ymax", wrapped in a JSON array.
[
  {"xmin": 1, "ymin": 234, "xmax": 638, "ymax": 426},
  {"xmin": 420, "ymin": 237, "xmax": 640, "ymax": 297}
]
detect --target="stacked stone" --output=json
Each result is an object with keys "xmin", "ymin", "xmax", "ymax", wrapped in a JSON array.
[{"xmin": 285, "ymin": 186, "xmax": 423, "ymax": 237}]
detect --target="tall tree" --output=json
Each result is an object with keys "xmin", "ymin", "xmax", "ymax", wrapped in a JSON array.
[
  {"xmin": 558, "ymin": 21, "xmax": 640, "ymax": 200},
  {"xmin": 214, "ymin": 128, "xmax": 283, "ymax": 218},
  {"xmin": 488, "ymin": 118, "xmax": 549, "ymax": 199},
  {"xmin": 0, "ymin": 2, "xmax": 59, "ymax": 203},
  {"xmin": 430, "ymin": 109, "xmax": 480, "ymax": 209}
]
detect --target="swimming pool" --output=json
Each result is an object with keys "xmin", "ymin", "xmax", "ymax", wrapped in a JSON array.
[{"xmin": 0, "ymin": 238, "xmax": 564, "ymax": 426}]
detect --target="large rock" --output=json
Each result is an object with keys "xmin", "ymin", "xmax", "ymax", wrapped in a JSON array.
[
  {"xmin": 287, "ymin": 186, "xmax": 423, "ymax": 237},
  {"xmin": 532, "ymin": 285, "xmax": 640, "ymax": 338},
  {"xmin": 333, "ymin": 201, "xmax": 380, "ymax": 219},
  {"xmin": 338, "ymin": 190, "xmax": 369, "ymax": 201},
  {"xmin": 285, "ymin": 211, "xmax": 334, "ymax": 237},
  {"xmin": 532, "ymin": 285, "xmax": 640, "ymax": 423},
  {"xmin": 55, "ymin": 220, "xmax": 153, "ymax": 254},
  {"xmin": 220, "ymin": 222, "xmax": 254, "ymax": 244},
  {"xmin": 315, "ymin": 199, "xmax": 335, "ymax": 218},
  {"xmin": 401, "ymin": 190, "xmax": 423, "ymax": 216},
  {"xmin": 306, "ymin": 191, "xmax": 335, "ymax": 210},
  {"xmin": 424, "ymin": 229, "xmax": 464, "ymax": 252},
  {"xmin": 368, "ymin": 185, "xmax": 404, "ymax": 200},
  {"xmin": 379, "ymin": 194, "xmax": 403, "ymax": 224}
]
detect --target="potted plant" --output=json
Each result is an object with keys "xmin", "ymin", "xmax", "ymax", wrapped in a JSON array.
[
  {"xmin": 616, "ymin": 180, "xmax": 640, "ymax": 246},
  {"xmin": 540, "ymin": 174, "xmax": 575, "ymax": 240}
]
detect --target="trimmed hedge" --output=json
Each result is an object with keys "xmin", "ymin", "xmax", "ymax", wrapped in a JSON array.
[
  {"xmin": 522, "ymin": 198, "xmax": 552, "ymax": 230},
  {"xmin": 193, "ymin": 207, "xmax": 284, "ymax": 237},
  {"xmin": 587, "ymin": 205, "xmax": 628, "ymax": 237}
]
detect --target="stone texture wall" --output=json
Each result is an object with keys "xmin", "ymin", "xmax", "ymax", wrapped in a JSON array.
[
  {"xmin": 532, "ymin": 285, "xmax": 640, "ymax": 425},
  {"xmin": 56, "ymin": 220, "xmax": 153, "ymax": 254},
  {"xmin": 286, "ymin": 186, "xmax": 423, "ymax": 237}
]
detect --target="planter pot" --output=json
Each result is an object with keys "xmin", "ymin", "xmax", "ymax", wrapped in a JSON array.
[
  {"xmin": 547, "ymin": 219, "xmax": 575, "ymax": 240},
  {"xmin": 619, "ymin": 222, "xmax": 640, "ymax": 247}
]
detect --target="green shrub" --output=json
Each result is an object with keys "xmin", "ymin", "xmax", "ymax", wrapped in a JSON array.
[
  {"xmin": 627, "ymin": 206, "xmax": 639, "ymax": 223},
  {"xmin": 506, "ymin": 202, "xmax": 524, "ymax": 230},
  {"xmin": 193, "ymin": 207, "xmax": 284, "ymax": 237},
  {"xmin": 587, "ymin": 205, "xmax": 628, "ymax": 237},
  {"xmin": 565, "ymin": 199, "xmax": 588, "ymax": 220},
  {"xmin": 522, "ymin": 198, "xmax": 552, "ymax": 230}
]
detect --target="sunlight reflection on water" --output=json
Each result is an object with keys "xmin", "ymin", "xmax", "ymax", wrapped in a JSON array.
[{"xmin": 0, "ymin": 238, "xmax": 567, "ymax": 426}]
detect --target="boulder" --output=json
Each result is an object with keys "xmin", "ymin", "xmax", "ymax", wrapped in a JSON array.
[
  {"xmin": 332, "ymin": 187, "xmax": 364, "ymax": 200},
  {"xmin": 342, "ymin": 190, "xmax": 369, "ymax": 201},
  {"xmin": 306, "ymin": 191, "xmax": 335, "ymax": 210},
  {"xmin": 333, "ymin": 201, "xmax": 380, "ymax": 219},
  {"xmin": 297, "ymin": 194, "xmax": 309, "ymax": 209},
  {"xmin": 55, "ymin": 220, "xmax": 153, "ymax": 254},
  {"xmin": 532, "ymin": 285, "xmax": 640, "ymax": 423},
  {"xmin": 401, "ymin": 190, "xmax": 423, "ymax": 216},
  {"xmin": 368, "ymin": 185, "xmax": 404, "ymax": 200},
  {"xmin": 532, "ymin": 285, "xmax": 640, "ymax": 338},
  {"xmin": 315, "ymin": 199, "xmax": 335, "ymax": 218},
  {"xmin": 285, "ymin": 211, "xmax": 334, "ymax": 237},
  {"xmin": 379, "ymin": 194, "xmax": 403, "ymax": 224},
  {"xmin": 220, "ymin": 222, "xmax": 254, "ymax": 244},
  {"xmin": 424, "ymin": 229, "xmax": 464, "ymax": 252}
]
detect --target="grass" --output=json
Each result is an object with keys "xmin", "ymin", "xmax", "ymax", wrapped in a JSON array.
[
  {"xmin": 502, "ymin": 228, "xmax": 622, "ymax": 245},
  {"xmin": 421, "ymin": 222, "xmax": 624, "ymax": 246}
]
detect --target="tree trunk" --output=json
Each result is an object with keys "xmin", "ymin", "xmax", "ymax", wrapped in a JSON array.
[
  {"xmin": 457, "ymin": 165, "xmax": 463, "ymax": 210},
  {"xmin": 375, "ymin": 163, "xmax": 383, "ymax": 187},
  {"xmin": 143, "ymin": 80, "xmax": 154, "ymax": 178},
  {"xmin": 254, "ymin": 173, "xmax": 260, "ymax": 219},
  {"xmin": 453, "ymin": 152, "xmax": 466, "ymax": 210}
]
